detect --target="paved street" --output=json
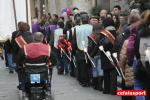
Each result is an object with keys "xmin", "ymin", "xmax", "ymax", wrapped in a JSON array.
[{"xmin": 0, "ymin": 59, "xmax": 121, "ymax": 100}]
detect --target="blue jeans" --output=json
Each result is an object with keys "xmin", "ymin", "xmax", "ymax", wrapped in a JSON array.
[
  {"xmin": 92, "ymin": 55, "xmax": 103, "ymax": 77},
  {"xmin": 62, "ymin": 55, "xmax": 70, "ymax": 74},
  {"xmin": 7, "ymin": 53, "xmax": 15, "ymax": 71},
  {"xmin": 54, "ymin": 48, "xmax": 69, "ymax": 74}
]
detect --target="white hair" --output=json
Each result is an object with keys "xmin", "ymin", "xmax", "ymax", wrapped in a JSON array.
[
  {"xmin": 130, "ymin": 9, "xmax": 140, "ymax": 16},
  {"xmin": 34, "ymin": 32, "xmax": 44, "ymax": 42},
  {"xmin": 129, "ymin": 9, "xmax": 140, "ymax": 24}
]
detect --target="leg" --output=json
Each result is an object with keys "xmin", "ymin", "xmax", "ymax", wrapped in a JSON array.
[
  {"xmin": 63, "ymin": 55, "xmax": 69, "ymax": 75},
  {"xmin": 17, "ymin": 68, "xmax": 25, "ymax": 90},
  {"xmin": 77, "ymin": 60, "xmax": 82, "ymax": 85},
  {"xmin": 103, "ymin": 70, "xmax": 110, "ymax": 94},
  {"xmin": 7, "ymin": 53, "xmax": 14, "ymax": 73},
  {"xmin": 96, "ymin": 56, "xmax": 103, "ymax": 91},
  {"xmin": 110, "ymin": 69, "xmax": 117, "ymax": 95},
  {"xmin": 54, "ymin": 48, "xmax": 63, "ymax": 74},
  {"xmin": 4, "ymin": 47, "xmax": 9, "ymax": 67},
  {"xmin": 70, "ymin": 60, "xmax": 75, "ymax": 77},
  {"xmin": 121, "ymin": 80, "xmax": 135, "ymax": 100},
  {"xmin": 78, "ymin": 60, "xmax": 90, "ymax": 86},
  {"xmin": 134, "ymin": 80, "xmax": 145, "ymax": 100},
  {"xmin": 98, "ymin": 76, "xmax": 103, "ymax": 91}
]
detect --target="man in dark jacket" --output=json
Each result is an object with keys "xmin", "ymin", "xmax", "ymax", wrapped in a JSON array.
[
  {"xmin": 88, "ymin": 23, "xmax": 104, "ymax": 91},
  {"xmin": 14, "ymin": 22, "xmax": 33, "ymax": 90},
  {"xmin": 101, "ymin": 18, "xmax": 117, "ymax": 95},
  {"xmin": 75, "ymin": 13, "xmax": 93, "ymax": 87}
]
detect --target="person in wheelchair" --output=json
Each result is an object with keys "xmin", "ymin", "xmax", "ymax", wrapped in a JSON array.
[{"xmin": 17, "ymin": 32, "xmax": 52, "ymax": 97}]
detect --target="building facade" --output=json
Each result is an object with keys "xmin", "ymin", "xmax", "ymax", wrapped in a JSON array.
[
  {"xmin": 47, "ymin": 0, "xmax": 95, "ymax": 15},
  {"xmin": 96, "ymin": 0, "xmax": 129, "ymax": 11},
  {"xmin": 30, "ymin": 0, "xmax": 130, "ymax": 19}
]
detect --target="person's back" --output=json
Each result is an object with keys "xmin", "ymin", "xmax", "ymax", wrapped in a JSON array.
[
  {"xmin": 24, "ymin": 43, "xmax": 50, "ymax": 61},
  {"xmin": 14, "ymin": 23, "xmax": 34, "ymax": 90},
  {"xmin": 75, "ymin": 13, "xmax": 92, "ymax": 87},
  {"xmin": 17, "ymin": 32, "xmax": 50, "ymax": 66},
  {"xmin": 77, "ymin": 24, "xmax": 92, "ymax": 51},
  {"xmin": 53, "ymin": 21, "xmax": 64, "ymax": 49}
]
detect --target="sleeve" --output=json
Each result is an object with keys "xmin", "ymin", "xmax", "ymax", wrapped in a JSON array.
[
  {"xmin": 113, "ymin": 35, "xmax": 121, "ymax": 53},
  {"xmin": 112, "ymin": 34, "xmax": 125, "ymax": 53},
  {"xmin": 50, "ymin": 31, "xmax": 54, "ymax": 48},
  {"xmin": 134, "ymin": 33, "xmax": 141, "ymax": 60},
  {"xmin": 88, "ymin": 34, "xmax": 101, "ymax": 58},
  {"xmin": 88, "ymin": 37, "xmax": 98, "ymax": 58}
]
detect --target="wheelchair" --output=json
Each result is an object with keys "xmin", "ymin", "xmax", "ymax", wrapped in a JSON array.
[{"xmin": 19, "ymin": 57, "xmax": 54, "ymax": 100}]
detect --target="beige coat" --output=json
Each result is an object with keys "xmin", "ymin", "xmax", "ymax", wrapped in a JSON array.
[{"xmin": 119, "ymin": 39, "xmax": 134, "ymax": 86}]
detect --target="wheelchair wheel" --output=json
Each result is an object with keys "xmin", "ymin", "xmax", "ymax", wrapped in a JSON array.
[
  {"xmin": 18, "ymin": 90, "xmax": 29, "ymax": 100},
  {"xmin": 45, "ymin": 92, "xmax": 54, "ymax": 100}
]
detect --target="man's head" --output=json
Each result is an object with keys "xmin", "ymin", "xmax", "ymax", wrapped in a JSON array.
[
  {"xmin": 74, "ymin": 14, "xmax": 81, "ymax": 25},
  {"xmin": 80, "ymin": 12, "xmax": 89, "ymax": 24},
  {"xmin": 119, "ymin": 12, "xmax": 128, "ymax": 25},
  {"xmin": 90, "ymin": 16, "xmax": 99, "ymax": 25},
  {"xmin": 19, "ymin": 22, "xmax": 30, "ymax": 32},
  {"xmin": 17, "ymin": 21, "xmax": 24, "ymax": 30},
  {"xmin": 102, "ymin": 17, "xmax": 115, "ymax": 28},
  {"xmin": 93, "ymin": 23, "xmax": 104, "ymax": 33},
  {"xmin": 33, "ymin": 32, "xmax": 44, "ymax": 42},
  {"xmin": 129, "ymin": 9, "xmax": 140, "ymax": 24},
  {"xmin": 113, "ymin": 5, "xmax": 121, "ymax": 16},
  {"xmin": 57, "ymin": 21, "xmax": 64, "ymax": 28},
  {"xmin": 100, "ymin": 9, "xmax": 108, "ymax": 18}
]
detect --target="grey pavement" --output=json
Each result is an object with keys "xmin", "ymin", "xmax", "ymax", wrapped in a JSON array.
[{"xmin": 0, "ymin": 59, "xmax": 121, "ymax": 100}]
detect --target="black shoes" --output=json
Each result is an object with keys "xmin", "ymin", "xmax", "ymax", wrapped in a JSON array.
[{"xmin": 9, "ymin": 70, "xmax": 14, "ymax": 74}]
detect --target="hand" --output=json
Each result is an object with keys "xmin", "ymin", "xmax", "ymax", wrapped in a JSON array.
[{"xmin": 84, "ymin": 48, "xmax": 87, "ymax": 52}]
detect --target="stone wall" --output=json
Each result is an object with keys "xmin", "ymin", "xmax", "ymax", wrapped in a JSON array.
[
  {"xmin": 47, "ymin": 0, "xmax": 95, "ymax": 15},
  {"xmin": 96, "ymin": 0, "xmax": 129, "ymax": 11},
  {"xmin": 32, "ymin": 0, "xmax": 129, "ymax": 19}
]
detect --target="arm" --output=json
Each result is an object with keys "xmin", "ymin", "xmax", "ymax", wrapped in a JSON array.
[{"xmin": 17, "ymin": 49, "xmax": 25, "ymax": 67}]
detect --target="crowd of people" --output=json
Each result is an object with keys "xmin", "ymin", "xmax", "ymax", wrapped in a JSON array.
[{"xmin": 1, "ymin": 5, "xmax": 150, "ymax": 100}]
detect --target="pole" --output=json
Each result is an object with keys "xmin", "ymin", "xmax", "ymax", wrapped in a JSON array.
[
  {"xmin": 12, "ymin": 0, "xmax": 17, "ymax": 30},
  {"xmin": 26, "ymin": 0, "xmax": 29, "ymax": 23}
]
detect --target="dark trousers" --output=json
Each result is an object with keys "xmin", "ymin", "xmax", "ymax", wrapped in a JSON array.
[
  {"xmin": 121, "ymin": 80, "xmax": 135, "ymax": 100},
  {"xmin": 16, "ymin": 67, "xmax": 26, "ymax": 90},
  {"xmin": 61, "ymin": 55, "xmax": 69, "ymax": 74},
  {"xmin": 54, "ymin": 48, "xmax": 63, "ymax": 74},
  {"xmin": 4, "ymin": 48, "xmax": 8, "ymax": 67},
  {"xmin": 17, "ymin": 68, "xmax": 25, "ymax": 82},
  {"xmin": 146, "ymin": 89, "xmax": 150, "ymax": 100},
  {"xmin": 77, "ymin": 60, "xmax": 90, "ymax": 85},
  {"xmin": 70, "ymin": 60, "xmax": 75, "ymax": 77},
  {"xmin": 103, "ymin": 69, "xmax": 117, "ymax": 94}
]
